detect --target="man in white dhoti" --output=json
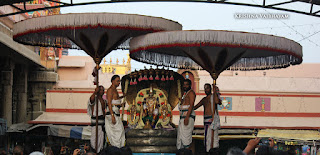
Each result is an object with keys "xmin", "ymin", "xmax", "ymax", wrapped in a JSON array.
[
  {"xmin": 194, "ymin": 84, "xmax": 222, "ymax": 154},
  {"xmin": 105, "ymin": 75, "xmax": 126, "ymax": 148},
  {"xmin": 87, "ymin": 85, "xmax": 106, "ymax": 153},
  {"xmin": 177, "ymin": 79, "xmax": 196, "ymax": 150}
]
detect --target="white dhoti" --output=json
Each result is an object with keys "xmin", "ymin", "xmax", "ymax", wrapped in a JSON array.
[
  {"xmin": 105, "ymin": 100, "xmax": 126, "ymax": 148},
  {"xmin": 87, "ymin": 98, "xmax": 105, "ymax": 153},
  {"xmin": 204, "ymin": 115, "xmax": 220, "ymax": 152},
  {"xmin": 203, "ymin": 95, "xmax": 221, "ymax": 152},
  {"xmin": 90, "ymin": 123, "xmax": 105, "ymax": 153},
  {"xmin": 177, "ymin": 104, "xmax": 195, "ymax": 149}
]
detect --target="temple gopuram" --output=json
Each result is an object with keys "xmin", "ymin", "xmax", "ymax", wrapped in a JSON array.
[{"xmin": 100, "ymin": 54, "xmax": 131, "ymax": 75}]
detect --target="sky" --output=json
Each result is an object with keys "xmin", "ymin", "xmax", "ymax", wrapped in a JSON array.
[{"xmin": 60, "ymin": 0, "xmax": 320, "ymax": 71}]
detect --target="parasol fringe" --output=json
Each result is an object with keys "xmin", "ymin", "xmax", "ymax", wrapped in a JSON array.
[
  {"xmin": 130, "ymin": 30, "xmax": 302, "ymax": 59},
  {"xmin": 131, "ymin": 50, "xmax": 301, "ymax": 71}
]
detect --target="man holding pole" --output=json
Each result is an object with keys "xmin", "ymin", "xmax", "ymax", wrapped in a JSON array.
[
  {"xmin": 87, "ymin": 85, "xmax": 106, "ymax": 153},
  {"xmin": 194, "ymin": 83, "xmax": 222, "ymax": 154}
]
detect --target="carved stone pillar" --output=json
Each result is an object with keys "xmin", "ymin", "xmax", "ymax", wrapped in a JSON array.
[
  {"xmin": 1, "ymin": 59, "xmax": 14, "ymax": 126},
  {"xmin": 15, "ymin": 65, "xmax": 28, "ymax": 123}
]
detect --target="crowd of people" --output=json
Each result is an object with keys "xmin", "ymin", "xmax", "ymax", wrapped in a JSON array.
[
  {"xmin": 4, "ymin": 137, "xmax": 294, "ymax": 155},
  {"xmin": 6, "ymin": 143, "xmax": 132, "ymax": 155}
]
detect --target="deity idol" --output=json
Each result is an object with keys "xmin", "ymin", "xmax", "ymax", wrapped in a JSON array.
[
  {"xmin": 142, "ymin": 86, "xmax": 159, "ymax": 128},
  {"xmin": 156, "ymin": 101, "xmax": 173, "ymax": 129},
  {"xmin": 128, "ymin": 100, "xmax": 140, "ymax": 129}
]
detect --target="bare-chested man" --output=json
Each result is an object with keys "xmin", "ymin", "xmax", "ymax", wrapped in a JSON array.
[
  {"xmin": 87, "ymin": 85, "xmax": 106, "ymax": 153},
  {"xmin": 194, "ymin": 83, "xmax": 222, "ymax": 153},
  {"xmin": 177, "ymin": 79, "xmax": 196, "ymax": 150},
  {"xmin": 105, "ymin": 75, "xmax": 126, "ymax": 148}
]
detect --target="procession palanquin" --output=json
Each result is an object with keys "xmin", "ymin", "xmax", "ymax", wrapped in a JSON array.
[{"xmin": 121, "ymin": 68, "xmax": 185, "ymax": 129}]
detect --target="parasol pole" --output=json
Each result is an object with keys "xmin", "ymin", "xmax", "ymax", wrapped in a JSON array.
[
  {"xmin": 211, "ymin": 73, "xmax": 218, "ymax": 150},
  {"xmin": 94, "ymin": 58, "xmax": 101, "ymax": 154}
]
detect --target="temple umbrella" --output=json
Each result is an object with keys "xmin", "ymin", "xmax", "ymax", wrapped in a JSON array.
[
  {"xmin": 13, "ymin": 13, "xmax": 182, "ymax": 152},
  {"xmin": 130, "ymin": 30, "xmax": 302, "ymax": 77},
  {"xmin": 129, "ymin": 30, "xmax": 302, "ymax": 148}
]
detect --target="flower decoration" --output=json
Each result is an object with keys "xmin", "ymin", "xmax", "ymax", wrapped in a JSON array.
[
  {"xmin": 155, "ymin": 75, "xmax": 160, "ymax": 80},
  {"xmin": 139, "ymin": 92, "xmax": 144, "ymax": 97},
  {"xmin": 170, "ymin": 76, "xmax": 174, "ymax": 81},
  {"xmin": 133, "ymin": 79, "xmax": 137, "ymax": 85},
  {"xmin": 161, "ymin": 75, "xmax": 165, "ymax": 81},
  {"xmin": 143, "ymin": 75, "xmax": 148, "ymax": 81},
  {"xmin": 159, "ymin": 93, "xmax": 164, "ymax": 98},
  {"xmin": 137, "ymin": 101, "xmax": 142, "ymax": 105}
]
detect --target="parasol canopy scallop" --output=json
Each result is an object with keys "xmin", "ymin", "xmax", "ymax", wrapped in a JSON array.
[
  {"xmin": 13, "ymin": 13, "xmax": 182, "ymax": 63},
  {"xmin": 130, "ymin": 30, "xmax": 302, "ymax": 78}
]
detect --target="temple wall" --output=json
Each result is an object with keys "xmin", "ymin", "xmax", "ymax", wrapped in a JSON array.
[{"xmin": 45, "ymin": 88, "xmax": 320, "ymax": 129}]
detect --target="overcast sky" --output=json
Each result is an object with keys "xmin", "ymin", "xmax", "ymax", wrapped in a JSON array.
[{"xmin": 60, "ymin": 0, "xmax": 320, "ymax": 70}]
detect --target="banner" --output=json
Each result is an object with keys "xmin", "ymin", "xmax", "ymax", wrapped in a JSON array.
[{"xmin": 255, "ymin": 97, "xmax": 271, "ymax": 112}]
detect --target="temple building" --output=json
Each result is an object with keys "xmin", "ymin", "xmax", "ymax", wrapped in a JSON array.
[
  {"xmin": 0, "ymin": 0, "xmax": 319, "ymax": 153},
  {"xmin": 36, "ymin": 55, "xmax": 320, "ymax": 130},
  {"xmin": 34, "ymin": 56, "xmax": 320, "ymax": 153},
  {"xmin": 100, "ymin": 54, "xmax": 131, "ymax": 75},
  {"xmin": 0, "ymin": 0, "xmax": 61, "ymax": 151},
  {"xmin": 5, "ymin": 51, "xmax": 320, "ymax": 153}
]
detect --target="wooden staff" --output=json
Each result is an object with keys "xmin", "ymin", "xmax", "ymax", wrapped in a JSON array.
[
  {"xmin": 95, "ymin": 63, "xmax": 99, "ymax": 154},
  {"xmin": 211, "ymin": 73, "xmax": 218, "ymax": 150}
]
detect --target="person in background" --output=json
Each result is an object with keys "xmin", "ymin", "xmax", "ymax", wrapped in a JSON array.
[
  {"xmin": 243, "ymin": 137, "xmax": 288, "ymax": 155},
  {"xmin": 0, "ymin": 148, "xmax": 6, "ymax": 155},
  {"xmin": 13, "ymin": 145, "xmax": 23, "ymax": 155},
  {"xmin": 226, "ymin": 147, "xmax": 246, "ymax": 155}
]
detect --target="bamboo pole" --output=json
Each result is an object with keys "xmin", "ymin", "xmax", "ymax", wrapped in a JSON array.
[
  {"xmin": 211, "ymin": 73, "xmax": 217, "ymax": 150},
  {"xmin": 95, "ymin": 63, "xmax": 99, "ymax": 154}
]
